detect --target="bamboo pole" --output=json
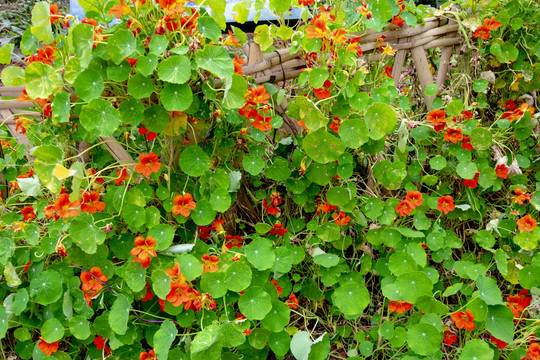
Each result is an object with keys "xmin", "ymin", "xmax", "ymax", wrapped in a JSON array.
[
  {"xmin": 0, "ymin": 100, "xmax": 35, "ymax": 109},
  {"xmin": 242, "ymin": 52, "xmax": 300, "ymax": 75}
]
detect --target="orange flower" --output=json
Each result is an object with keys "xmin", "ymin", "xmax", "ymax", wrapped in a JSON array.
[
  {"xmin": 444, "ymin": 128, "xmax": 464, "ymax": 143},
  {"xmin": 333, "ymin": 211, "xmax": 351, "ymax": 225},
  {"xmin": 233, "ymin": 54, "xmax": 245, "ymax": 75},
  {"xmin": 223, "ymin": 29, "xmax": 241, "ymax": 47},
  {"xmin": 383, "ymin": 65, "xmax": 393, "ymax": 78},
  {"xmin": 225, "ymin": 235, "xmax": 243, "ymax": 249},
  {"xmin": 156, "ymin": 0, "xmax": 185, "ymax": 13},
  {"xmin": 44, "ymin": 205, "xmax": 58, "ymax": 220},
  {"xmin": 81, "ymin": 191, "xmax": 106, "ymax": 214},
  {"xmin": 94, "ymin": 335, "xmax": 111, "ymax": 356},
  {"xmin": 212, "ymin": 218, "xmax": 226, "ymax": 232},
  {"xmin": 405, "ymin": 191, "xmax": 423, "ymax": 208},
  {"xmin": 513, "ymin": 188, "xmax": 531, "ymax": 205},
  {"xmin": 443, "ymin": 330, "xmax": 457, "ymax": 345},
  {"xmin": 484, "ymin": 17, "xmax": 501, "ymax": 31},
  {"xmin": 108, "ymin": 0, "xmax": 132, "ymax": 19},
  {"xmin": 305, "ymin": 15, "xmax": 329, "ymax": 39},
  {"xmin": 115, "ymin": 168, "xmax": 129, "ymax": 185},
  {"xmin": 172, "ymin": 193, "xmax": 196, "ymax": 217},
  {"xmin": 270, "ymin": 223, "xmax": 288, "ymax": 236},
  {"xmin": 140, "ymin": 349, "xmax": 158, "ymax": 360},
  {"xmin": 54, "ymin": 193, "xmax": 81, "ymax": 218},
  {"xmin": 286, "ymin": 293, "xmax": 299, "ymax": 309},
  {"xmin": 331, "ymin": 28, "xmax": 348, "ymax": 45},
  {"xmin": 253, "ymin": 115, "xmax": 273, "ymax": 132},
  {"xmin": 474, "ymin": 26, "xmax": 491, "ymax": 40},
  {"xmin": 38, "ymin": 337, "xmax": 59, "ymax": 356},
  {"xmin": 49, "ymin": 4, "xmax": 63, "ymax": 24},
  {"xmin": 131, "ymin": 236, "xmax": 158, "ymax": 268},
  {"xmin": 200, "ymin": 293, "xmax": 217, "ymax": 310},
  {"xmin": 245, "ymin": 85, "xmax": 271, "ymax": 105},
  {"xmin": 517, "ymin": 215, "xmax": 537, "ymax": 232},
  {"xmin": 451, "ymin": 310, "xmax": 475, "ymax": 330},
  {"xmin": 426, "ymin": 110, "xmax": 446, "ymax": 132},
  {"xmin": 329, "ymin": 117, "xmax": 341, "ymax": 133},
  {"xmin": 80, "ymin": 267, "xmax": 108, "ymax": 292},
  {"xmin": 202, "ymin": 254, "xmax": 219, "ymax": 273},
  {"xmin": 166, "ymin": 262, "xmax": 187, "ymax": 283},
  {"xmin": 313, "ymin": 80, "xmax": 332, "ymax": 100},
  {"xmin": 270, "ymin": 280, "xmax": 283, "ymax": 295},
  {"xmin": 437, "ymin": 195, "xmax": 455, "ymax": 214},
  {"xmin": 396, "ymin": 200, "xmax": 414, "ymax": 216},
  {"xmin": 526, "ymin": 341, "xmax": 540, "ymax": 359},
  {"xmin": 388, "ymin": 300, "xmax": 412, "ymax": 314},
  {"xmin": 495, "ymin": 164, "xmax": 508, "ymax": 179},
  {"xmin": 135, "ymin": 152, "xmax": 161, "ymax": 177},
  {"xmin": 21, "ymin": 206, "xmax": 36, "ymax": 221},
  {"xmin": 14, "ymin": 117, "xmax": 33, "ymax": 134},
  {"xmin": 463, "ymin": 172, "xmax": 480, "ymax": 189},
  {"xmin": 25, "ymin": 45, "xmax": 56, "ymax": 65},
  {"xmin": 298, "ymin": 0, "xmax": 314, "ymax": 6},
  {"xmin": 503, "ymin": 103, "xmax": 535, "ymax": 122}
]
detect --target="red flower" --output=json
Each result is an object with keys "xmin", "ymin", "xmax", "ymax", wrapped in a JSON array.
[
  {"xmin": 383, "ymin": 65, "xmax": 393, "ymax": 78},
  {"xmin": 172, "ymin": 193, "xmax": 196, "ymax": 217},
  {"xmin": 263, "ymin": 198, "xmax": 280, "ymax": 215},
  {"xmin": 526, "ymin": 341, "xmax": 540, "ymax": 360},
  {"xmin": 141, "ymin": 282, "xmax": 155, "ymax": 302},
  {"xmin": 38, "ymin": 337, "xmax": 59, "ymax": 356},
  {"xmin": 49, "ymin": 4, "xmax": 63, "ymax": 23},
  {"xmin": 270, "ymin": 280, "xmax": 283, "ymax": 295},
  {"xmin": 202, "ymin": 254, "xmax": 219, "ymax": 273},
  {"xmin": 388, "ymin": 300, "xmax": 412, "ymax": 314},
  {"xmin": 474, "ymin": 26, "xmax": 491, "ymax": 40},
  {"xmin": 495, "ymin": 164, "xmax": 508, "ymax": 179},
  {"xmin": 126, "ymin": 57, "xmax": 138, "ymax": 67},
  {"xmin": 517, "ymin": 215, "xmax": 537, "ymax": 232},
  {"xmin": 94, "ymin": 335, "xmax": 112, "ymax": 356},
  {"xmin": 396, "ymin": 200, "xmax": 414, "ymax": 216},
  {"xmin": 333, "ymin": 211, "xmax": 351, "ymax": 225},
  {"xmin": 451, "ymin": 310, "xmax": 475, "ymax": 330},
  {"xmin": 131, "ymin": 236, "xmax": 157, "ymax": 268},
  {"xmin": 212, "ymin": 218, "xmax": 226, "ymax": 232},
  {"xmin": 286, "ymin": 293, "xmax": 299, "ymax": 309},
  {"xmin": 88, "ymin": 168, "xmax": 105, "ymax": 184},
  {"xmin": 140, "ymin": 349, "xmax": 158, "ymax": 360},
  {"xmin": 313, "ymin": 80, "xmax": 332, "ymax": 100},
  {"xmin": 462, "ymin": 136, "xmax": 473, "ymax": 151},
  {"xmin": 138, "ymin": 124, "xmax": 157, "ymax": 141},
  {"xmin": 134, "ymin": 152, "xmax": 161, "ymax": 177},
  {"xmin": 437, "ymin": 195, "xmax": 455, "ymax": 214},
  {"xmin": 444, "ymin": 128, "xmax": 464, "ymax": 143},
  {"xmin": 506, "ymin": 289, "xmax": 532, "ymax": 318},
  {"xmin": 462, "ymin": 110, "xmax": 472, "ymax": 119},
  {"xmin": 81, "ymin": 191, "xmax": 106, "ymax": 214},
  {"xmin": 270, "ymin": 192, "xmax": 282, "ymax": 206},
  {"xmin": 270, "ymin": 223, "xmax": 288, "ymax": 236},
  {"xmin": 405, "ymin": 191, "xmax": 423, "ymax": 208},
  {"xmin": 233, "ymin": 54, "xmax": 245, "ymax": 75},
  {"xmin": 329, "ymin": 117, "xmax": 341, "ymax": 133},
  {"xmin": 443, "ymin": 330, "xmax": 457, "ymax": 345},
  {"xmin": 298, "ymin": 0, "xmax": 314, "ymax": 6},
  {"xmin": 513, "ymin": 188, "xmax": 531, "ymax": 205},
  {"xmin": 225, "ymin": 235, "xmax": 243, "ymax": 249},
  {"xmin": 115, "ymin": 168, "xmax": 129, "ymax": 185},
  {"xmin": 426, "ymin": 110, "xmax": 446, "ymax": 132},
  {"xmin": 490, "ymin": 335, "xmax": 507, "ymax": 349},
  {"xmin": 463, "ymin": 172, "xmax": 480, "ymax": 189},
  {"xmin": 484, "ymin": 16, "xmax": 501, "ymax": 31},
  {"xmin": 505, "ymin": 100, "xmax": 516, "ymax": 110},
  {"xmin": 21, "ymin": 206, "xmax": 36, "ymax": 221},
  {"xmin": 54, "ymin": 193, "xmax": 81, "ymax": 218},
  {"xmin": 253, "ymin": 115, "xmax": 273, "ymax": 132},
  {"xmin": 198, "ymin": 226, "xmax": 212, "ymax": 240}
]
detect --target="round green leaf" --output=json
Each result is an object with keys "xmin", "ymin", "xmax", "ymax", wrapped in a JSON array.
[
  {"xmin": 238, "ymin": 286, "xmax": 272, "ymax": 320},
  {"xmin": 338, "ymin": 117, "xmax": 368, "ymax": 149},
  {"xmin": 486, "ymin": 305, "xmax": 514, "ymax": 344},
  {"xmin": 518, "ymin": 265, "xmax": 540, "ymax": 289},
  {"xmin": 473, "ymin": 230, "xmax": 495, "ymax": 249},
  {"xmin": 151, "ymin": 270, "xmax": 171, "ymax": 300},
  {"xmin": 309, "ymin": 68, "xmax": 329, "ymax": 89},
  {"xmin": 148, "ymin": 224, "xmax": 175, "ymax": 251},
  {"xmin": 245, "ymin": 238, "xmax": 276, "ymax": 270},
  {"xmin": 41, "ymin": 318, "xmax": 64, "ymax": 343},
  {"xmin": 513, "ymin": 231, "xmax": 538, "ymax": 251},
  {"xmin": 52, "ymin": 91, "xmax": 71, "ymax": 124},
  {"xmin": 406, "ymin": 323, "xmax": 441, "ymax": 356},
  {"xmin": 179, "ymin": 146, "xmax": 211, "ymax": 177},
  {"xmin": 69, "ymin": 315, "xmax": 90, "ymax": 340},
  {"xmin": 109, "ymin": 294, "xmax": 130, "ymax": 335},
  {"xmin": 80, "ymin": 98, "xmax": 121, "ymax": 137},
  {"xmin": 313, "ymin": 253, "xmax": 339, "ymax": 268},
  {"xmin": 332, "ymin": 282, "xmax": 369, "ymax": 318},
  {"xmin": 446, "ymin": 99, "xmax": 464, "ymax": 117},
  {"xmin": 200, "ymin": 272, "xmax": 227, "ymax": 298},
  {"xmin": 210, "ymin": 188, "xmax": 231, "ymax": 212},
  {"xmin": 128, "ymin": 73, "xmax": 154, "ymax": 99},
  {"xmin": 119, "ymin": 98, "xmax": 144, "ymax": 126},
  {"xmin": 243, "ymin": 155, "xmax": 265, "ymax": 175},
  {"xmin": 107, "ymin": 60, "xmax": 131, "ymax": 82},
  {"xmin": 225, "ymin": 261, "xmax": 252, "ymax": 292},
  {"xmin": 154, "ymin": 320, "xmax": 178, "ymax": 360},
  {"xmin": 29, "ymin": 270, "xmax": 63, "ymax": 305},
  {"xmin": 198, "ymin": 16, "xmax": 221, "ymax": 42},
  {"xmin": 429, "ymin": 156, "xmax": 447, "ymax": 170},
  {"xmin": 470, "ymin": 128, "xmax": 492, "ymax": 150},
  {"xmin": 456, "ymin": 162, "xmax": 478, "ymax": 179},
  {"xmin": 144, "ymin": 105, "xmax": 169, "ymax": 133},
  {"xmin": 107, "ymin": 29, "xmax": 136, "ymax": 64},
  {"xmin": 395, "ymin": 271, "xmax": 433, "ymax": 303},
  {"xmin": 122, "ymin": 204, "xmax": 146, "ymax": 229},
  {"xmin": 160, "ymin": 82, "xmax": 193, "ymax": 111},
  {"xmin": 177, "ymin": 254, "xmax": 204, "ymax": 281},
  {"xmin": 1, "ymin": 66, "xmax": 25, "ymax": 86},
  {"xmin": 261, "ymin": 300, "xmax": 290, "ymax": 332},
  {"xmin": 196, "ymin": 45, "xmax": 234, "ymax": 79},
  {"xmin": 190, "ymin": 200, "xmax": 216, "ymax": 226},
  {"xmin": 149, "ymin": 35, "xmax": 168, "ymax": 55},
  {"xmin": 265, "ymin": 157, "xmax": 291, "ymax": 181},
  {"xmin": 389, "ymin": 252, "xmax": 418, "ymax": 276},
  {"xmin": 137, "ymin": 55, "xmax": 159, "ymax": 76},
  {"xmin": 304, "ymin": 130, "xmax": 346, "ymax": 164},
  {"xmin": 24, "ymin": 62, "xmax": 60, "ymax": 99},
  {"xmin": 268, "ymin": 331, "xmax": 291, "ymax": 357},
  {"xmin": 326, "ymin": 187, "xmax": 350, "ymax": 207},
  {"xmin": 157, "ymin": 55, "xmax": 191, "ymax": 84},
  {"xmin": 459, "ymin": 340, "xmax": 494, "ymax": 360},
  {"xmin": 121, "ymin": 261, "xmax": 146, "ymax": 292},
  {"xmin": 365, "ymin": 103, "xmax": 397, "ymax": 140}
]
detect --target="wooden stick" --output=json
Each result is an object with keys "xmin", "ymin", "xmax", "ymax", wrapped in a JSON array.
[
  {"xmin": 242, "ymin": 52, "xmax": 300, "ymax": 75},
  {"xmin": 0, "ymin": 100, "xmax": 35, "ymax": 109},
  {"xmin": 410, "ymin": 45, "xmax": 435, "ymax": 108},
  {"xmin": 423, "ymin": 36, "xmax": 460, "ymax": 50},
  {"xmin": 98, "ymin": 137, "xmax": 136, "ymax": 168},
  {"xmin": 436, "ymin": 23, "xmax": 459, "ymax": 92},
  {"xmin": 392, "ymin": 37, "xmax": 411, "ymax": 87},
  {"xmin": 263, "ymin": 59, "xmax": 306, "ymax": 76},
  {"xmin": 355, "ymin": 20, "xmax": 441, "ymax": 44},
  {"xmin": 262, "ymin": 48, "xmax": 291, "ymax": 60},
  {"xmin": 253, "ymin": 69, "xmax": 303, "ymax": 84},
  {"xmin": 10, "ymin": 109, "xmax": 42, "ymax": 117},
  {"xmin": 0, "ymin": 86, "xmax": 24, "ymax": 93}
]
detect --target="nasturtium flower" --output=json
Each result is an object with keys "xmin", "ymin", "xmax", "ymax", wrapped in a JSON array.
[
  {"xmin": 223, "ymin": 29, "xmax": 241, "ymax": 47},
  {"xmin": 115, "ymin": 168, "xmax": 129, "ymax": 186},
  {"xmin": 202, "ymin": 254, "xmax": 219, "ymax": 273},
  {"xmin": 451, "ymin": 310, "xmax": 475, "ymax": 330},
  {"xmin": 462, "ymin": 136, "xmax": 473, "ymax": 151},
  {"xmin": 131, "ymin": 236, "xmax": 157, "ymax": 268},
  {"xmin": 253, "ymin": 115, "xmax": 273, "ymax": 132},
  {"xmin": 54, "ymin": 193, "xmax": 81, "ymax": 218},
  {"xmin": 305, "ymin": 15, "xmax": 329, "ymax": 40},
  {"xmin": 25, "ymin": 45, "xmax": 56, "ymax": 65},
  {"xmin": 94, "ymin": 335, "xmax": 111, "ymax": 356},
  {"xmin": 212, "ymin": 218, "xmax": 226, "ymax": 232},
  {"xmin": 286, "ymin": 293, "xmax": 299, "ymax": 309},
  {"xmin": 199, "ymin": 225, "xmax": 212, "ymax": 240},
  {"xmin": 49, "ymin": 4, "xmax": 63, "ymax": 24},
  {"xmin": 135, "ymin": 152, "xmax": 161, "ymax": 177},
  {"xmin": 38, "ymin": 337, "xmax": 59, "ymax": 356},
  {"xmin": 88, "ymin": 168, "xmax": 105, "ymax": 184},
  {"xmin": 156, "ymin": 0, "xmax": 185, "ymax": 13},
  {"xmin": 313, "ymin": 79, "xmax": 332, "ymax": 100},
  {"xmin": 474, "ymin": 25, "xmax": 491, "ymax": 40},
  {"xmin": 526, "ymin": 341, "xmax": 540, "ymax": 359},
  {"xmin": 396, "ymin": 200, "xmax": 414, "ymax": 216},
  {"xmin": 233, "ymin": 54, "xmax": 245, "ymax": 76},
  {"xmin": 178, "ymin": 8, "xmax": 199, "ymax": 35},
  {"xmin": 505, "ymin": 100, "xmax": 516, "ymax": 110},
  {"xmin": 443, "ymin": 330, "xmax": 457, "ymax": 345},
  {"xmin": 462, "ymin": 110, "xmax": 473, "ymax": 119},
  {"xmin": 426, "ymin": 109, "xmax": 446, "ymax": 132},
  {"xmin": 225, "ymin": 235, "xmax": 243, "ymax": 249},
  {"xmin": 108, "ymin": 0, "xmax": 132, "ymax": 19},
  {"xmin": 513, "ymin": 188, "xmax": 531, "ymax": 205},
  {"xmin": 81, "ymin": 191, "xmax": 106, "ymax": 214},
  {"xmin": 245, "ymin": 85, "xmax": 271, "ymax": 105},
  {"xmin": 298, "ymin": 0, "xmax": 315, "ymax": 6},
  {"xmin": 437, "ymin": 195, "xmax": 455, "ymax": 214},
  {"xmin": 80, "ymin": 267, "xmax": 108, "ymax": 293},
  {"xmin": 483, "ymin": 16, "xmax": 501, "ymax": 31},
  {"xmin": 517, "ymin": 215, "xmax": 537, "ymax": 232},
  {"xmin": 331, "ymin": 28, "xmax": 348, "ymax": 45},
  {"xmin": 263, "ymin": 198, "xmax": 280, "ymax": 215},
  {"xmin": 270, "ymin": 280, "xmax": 283, "ymax": 295},
  {"xmin": 200, "ymin": 293, "xmax": 217, "ymax": 310},
  {"xmin": 140, "ymin": 349, "xmax": 158, "ymax": 360},
  {"xmin": 405, "ymin": 191, "xmax": 423, "ymax": 208},
  {"xmin": 391, "ymin": 14, "xmax": 404, "ymax": 27},
  {"xmin": 463, "ymin": 172, "xmax": 480, "ymax": 189},
  {"xmin": 270, "ymin": 223, "xmax": 288, "ymax": 236},
  {"xmin": 383, "ymin": 65, "xmax": 393, "ymax": 78},
  {"xmin": 141, "ymin": 282, "xmax": 155, "ymax": 302},
  {"xmin": 444, "ymin": 127, "xmax": 464, "ymax": 143},
  {"xmin": 490, "ymin": 335, "xmax": 507, "ymax": 349},
  {"xmin": 333, "ymin": 211, "xmax": 351, "ymax": 225},
  {"xmin": 21, "ymin": 206, "xmax": 36, "ymax": 221},
  {"xmin": 495, "ymin": 164, "xmax": 508, "ymax": 179},
  {"xmin": 329, "ymin": 117, "xmax": 341, "ymax": 133},
  {"xmin": 14, "ymin": 117, "xmax": 33, "ymax": 134},
  {"xmin": 172, "ymin": 193, "xmax": 196, "ymax": 217},
  {"xmin": 138, "ymin": 124, "xmax": 157, "ymax": 141},
  {"xmin": 388, "ymin": 300, "xmax": 412, "ymax": 314}
]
